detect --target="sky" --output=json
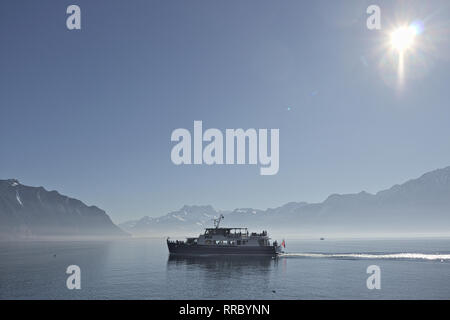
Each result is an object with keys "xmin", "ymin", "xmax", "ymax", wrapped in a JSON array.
[{"xmin": 1, "ymin": 0, "xmax": 450, "ymax": 223}]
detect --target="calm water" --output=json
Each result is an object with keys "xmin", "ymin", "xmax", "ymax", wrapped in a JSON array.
[{"xmin": 1, "ymin": 238, "xmax": 450, "ymax": 299}]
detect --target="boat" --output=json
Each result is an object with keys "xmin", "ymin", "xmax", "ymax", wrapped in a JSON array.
[{"xmin": 167, "ymin": 215, "xmax": 283, "ymax": 256}]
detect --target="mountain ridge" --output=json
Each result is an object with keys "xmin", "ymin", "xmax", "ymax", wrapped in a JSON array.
[
  {"xmin": 0, "ymin": 179, "xmax": 128, "ymax": 239},
  {"xmin": 119, "ymin": 166, "xmax": 450, "ymax": 237}
]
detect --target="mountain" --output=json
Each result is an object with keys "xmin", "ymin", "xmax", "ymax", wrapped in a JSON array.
[
  {"xmin": 120, "ymin": 166, "xmax": 450, "ymax": 237},
  {"xmin": 0, "ymin": 179, "xmax": 128, "ymax": 239},
  {"xmin": 120, "ymin": 205, "xmax": 230, "ymax": 236}
]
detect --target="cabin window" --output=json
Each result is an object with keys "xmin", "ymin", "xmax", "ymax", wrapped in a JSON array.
[{"xmin": 237, "ymin": 240, "xmax": 241, "ymax": 245}]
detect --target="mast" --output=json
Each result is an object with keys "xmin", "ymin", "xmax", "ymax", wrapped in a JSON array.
[{"xmin": 213, "ymin": 214, "xmax": 224, "ymax": 228}]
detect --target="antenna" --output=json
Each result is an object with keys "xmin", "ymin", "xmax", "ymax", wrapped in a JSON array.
[{"xmin": 213, "ymin": 214, "xmax": 224, "ymax": 228}]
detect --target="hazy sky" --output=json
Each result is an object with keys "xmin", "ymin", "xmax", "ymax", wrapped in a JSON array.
[{"xmin": 1, "ymin": 0, "xmax": 450, "ymax": 223}]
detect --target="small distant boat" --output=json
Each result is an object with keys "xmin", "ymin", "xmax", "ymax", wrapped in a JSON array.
[{"xmin": 320, "ymin": 237, "xmax": 325, "ymax": 240}]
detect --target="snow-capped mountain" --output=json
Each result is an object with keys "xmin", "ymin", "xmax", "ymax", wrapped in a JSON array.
[
  {"xmin": 120, "ymin": 166, "xmax": 450, "ymax": 237},
  {"xmin": 120, "ymin": 205, "xmax": 229, "ymax": 236},
  {"xmin": 0, "ymin": 179, "xmax": 128, "ymax": 239},
  {"xmin": 4, "ymin": 165, "xmax": 450, "ymax": 239}
]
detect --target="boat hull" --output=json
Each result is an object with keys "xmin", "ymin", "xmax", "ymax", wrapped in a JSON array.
[{"xmin": 167, "ymin": 242, "xmax": 278, "ymax": 256}]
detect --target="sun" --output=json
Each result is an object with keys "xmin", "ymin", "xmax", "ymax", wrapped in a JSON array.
[
  {"xmin": 386, "ymin": 22, "xmax": 423, "ymax": 86},
  {"xmin": 390, "ymin": 25, "xmax": 418, "ymax": 52}
]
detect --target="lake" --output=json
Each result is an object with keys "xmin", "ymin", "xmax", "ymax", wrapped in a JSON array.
[{"xmin": 1, "ymin": 238, "xmax": 449, "ymax": 299}]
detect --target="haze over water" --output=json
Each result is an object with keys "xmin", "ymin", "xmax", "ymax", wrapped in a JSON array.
[{"xmin": 1, "ymin": 238, "xmax": 449, "ymax": 299}]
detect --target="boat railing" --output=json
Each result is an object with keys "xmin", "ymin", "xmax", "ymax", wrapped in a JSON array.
[
  {"xmin": 167, "ymin": 239, "xmax": 185, "ymax": 244},
  {"xmin": 167, "ymin": 238, "xmax": 198, "ymax": 245}
]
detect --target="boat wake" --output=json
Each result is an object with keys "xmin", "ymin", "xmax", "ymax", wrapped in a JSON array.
[{"xmin": 279, "ymin": 252, "xmax": 450, "ymax": 261}]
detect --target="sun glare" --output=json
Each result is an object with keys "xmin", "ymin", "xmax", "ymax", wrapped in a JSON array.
[
  {"xmin": 390, "ymin": 26, "xmax": 418, "ymax": 52},
  {"xmin": 386, "ymin": 22, "xmax": 424, "ymax": 86}
]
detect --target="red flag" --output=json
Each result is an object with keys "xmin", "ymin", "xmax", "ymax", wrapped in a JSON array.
[{"xmin": 281, "ymin": 239, "xmax": 286, "ymax": 248}]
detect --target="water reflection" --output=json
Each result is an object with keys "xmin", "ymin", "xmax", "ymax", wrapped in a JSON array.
[
  {"xmin": 166, "ymin": 254, "xmax": 280, "ymax": 298},
  {"xmin": 167, "ymin": 254, "xmax": 278, "ymax": 269},
  {"xmin": 167, "ymin": 254, "xmax": 279, "ymax": 280}
]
